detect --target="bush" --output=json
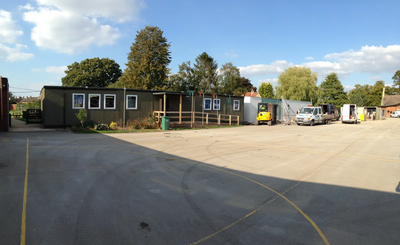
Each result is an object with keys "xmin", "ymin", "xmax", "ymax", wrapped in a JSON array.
[
  {"xmin": 95, "ymin": 124, "xmax": 109, "ymax": 130},
  {"xmin": 109, "ymin": 121, "xmax": 117, "ymax": 129},
  {"xmin": 75, "ymin": 109, "xmax": 87, "ymax": 126}
]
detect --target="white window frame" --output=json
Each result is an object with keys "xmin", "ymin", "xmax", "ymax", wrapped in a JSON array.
[
  {"xmin": 126, "ymin": 95, "xmax": 138, "ymax": 110},
  {"xmin": 88, "ymin": 94, "xmax": 101, "ymax": 109},
  {"xmin": 72, "ymin": 93, "xmax": 85, "ymax": 109},
  {"xmin": 233, "ymin": 100, "xmax": 240, "ymax": 111},
  {"xmin": 104, "ymin": 94, "xmax": 116, "ymax": 109},
  {"xmin": 204, "ymin": 98, "xmax": 212, "ymax": 110},
  {"xmin": 213, "ymin": 99, "xmax": 220, "ymax": 111}
]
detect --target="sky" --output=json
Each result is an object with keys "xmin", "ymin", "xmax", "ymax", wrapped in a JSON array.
[{"xmin": 1, "ymin": 0, "xmax": 400, "ymax": 97}]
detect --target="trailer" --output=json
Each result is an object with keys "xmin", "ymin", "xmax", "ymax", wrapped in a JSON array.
[{"xmin": 341, "ymin": 104, "xmax": 358, "ymax": 124}]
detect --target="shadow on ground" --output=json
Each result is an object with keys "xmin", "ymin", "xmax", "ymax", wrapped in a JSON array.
[{"xmin": 0, "ymin": 131, "xmax": 399, "ymax": 245}]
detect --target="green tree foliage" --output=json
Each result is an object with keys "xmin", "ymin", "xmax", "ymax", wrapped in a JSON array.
[
  {"xmin": 240, "ymin": 77, "xmax": 257, "ymax": 92},
  {"xmin": 319, "ymin": 73, "xmax": 348, "ymax": 107},
  {"xmin": 218, "ymin": 62, "xmax": 241, "ymax": 95},
  {"xmin": 275, "ymin": 67, "xmax": 318, "ymax": 103},
  {"xmin": 167, "ymin": 61, "xmax": 196, "ymax": 92},
  {"xmin": 8, "ymin": 92, "xmax": 16, "ymax": 104},
  {"xmin": 193, "ymin": 52, "xmax": 219, "ymax": 93},
  {"xmin": 62, "ymin": 57, "xmax": 121, "ymax": 87},
  {"xmin": 369, "ymin": 80, "xmax": 385, "ymax": 106},
  {"xmin": 385, "ymin": 85, "xmax": 400, "ymax": 95},
  {"xmin": 348, "ymin": 84, "xmax": 371, "ymax": 106},
  {"xmin": 117, "ymin": 26, "xmax": 171, "ymax": 89},
  {"xmin": 258, "ymin": 82, "xmax": 274, "ymax": 98},
  {"xmin": 392, "ymin": 70, "xmax": 400, "ymax": 88}
]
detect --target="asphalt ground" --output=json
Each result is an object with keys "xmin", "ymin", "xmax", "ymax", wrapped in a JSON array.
[{"xmin": 0, "ymin": 118, "xmax": 400, "ymax": 245}]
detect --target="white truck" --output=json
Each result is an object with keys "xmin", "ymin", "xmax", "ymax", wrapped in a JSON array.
[
  {"xmin": 341, "ymin": 104, "xmax": 358, "ymax": 124},
  {"xmin": 295, "ymin": 106, "xmax": 331, "ymax": 126}
]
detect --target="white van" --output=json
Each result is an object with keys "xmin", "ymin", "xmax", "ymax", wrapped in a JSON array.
[
  {"xmin": 390, "ymin": 111, "xmax": 400, "ymax": 118},
  {"xmin": 341, "ymin": 104, "xmax": 358, "ymax": 123}
]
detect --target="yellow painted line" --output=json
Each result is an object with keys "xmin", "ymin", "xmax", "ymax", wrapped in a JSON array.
[
  {"xmin": 29, "ymin": 145, "xmax": 330, "ymax": 245},
  {"xmin": 20, "ymin": 138, "xmax": 29, "ymax": 245}
]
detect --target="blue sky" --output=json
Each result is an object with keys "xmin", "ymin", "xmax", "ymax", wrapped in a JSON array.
[{"xmin": 1, "ymin": 0, "xmax": 399, "ymax": 97}]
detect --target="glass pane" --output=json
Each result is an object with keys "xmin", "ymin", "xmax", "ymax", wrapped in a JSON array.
[
  {"xmin": 105, "ymin": 96, "xmax": 115, "ymax": 108},
  {"xmin": 127, "ymin": 96, "xmax": 136, "ymax": 108},
  {"xmin": 90, "ymin": 95, "xmax": 99, "ymax": 108},
  {"xmin": 74, "ymin": 95, "xmax": 84, "ymax": 108},
  {"xmin": 205, "ymin": 99, "xmax": 211, "ymax": 109}
]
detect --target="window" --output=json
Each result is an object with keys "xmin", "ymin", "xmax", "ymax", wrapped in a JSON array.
[
  {"xmin": 126, "ymin": 95, "xmax": 137, "ymax": 109},
  {"xmin": 234, "ymin": 100, "xmax": 240, "ymax": 111},
  {"xmin": 73, "ymin": 93, "xmax": 85, "ymax": 109},
  {"xmin": 89, "ymin": 94, "xmax": 100, "ymax": 109},
  {"xmin": 213, "ymin": 99, "xmax": 220, "ymax": 110},
  {"xmin": 104, "ymin": 94, "xmax": 116, "ymax": 109},
  {"xmin": 204, "ymin": 98, "xmax": 211, "ymax": 110}
]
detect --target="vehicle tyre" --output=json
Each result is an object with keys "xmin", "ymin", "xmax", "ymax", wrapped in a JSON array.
[
  {"xmin": 310, "ymin": 120, "xmax": 314, "ymax": 126},
  {"xmin": 257, "ymin": 121, "xmax": 260, "ymax": 125},
  {"xmin": 297, "ymin": 123, "xmax": 300, "ymax": 126},
  {"xmin": 268, "ymin": 121, "xmax": 272, "ymax": 126}
]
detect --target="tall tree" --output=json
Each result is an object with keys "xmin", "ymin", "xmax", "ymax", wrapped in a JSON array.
[
  {"xmin": 348, "ymin": 84, "xmax": 371, "ymax": 106},
  {"xmin": 369, "ymin": 80, "xmax": 385, "ymax": 106},
  {"xmin": 62, "ymin": 57, "xmax": 121, "ymax": 87},
  {"xmin": 392, "ymin": 70, "xmax": 400, "ymax": 89},
  {"xmin": 319, "ymin": 73, "xmax": 348, "ymax": 107},
  {"xmin": 117, "ymin": 26, "xmax": 171, "ymax": 89},
  {"xmin": 275, "ymin": 66, "xmax": 318, "ymax": 103},
  {"xmin": 193, "ymin": 52, "xmax": 218, "ymax": 93},
  {"xmin": 218, "ymin": 62, "xmax": 241, "ymax": 95},
  {"xmin": 258, "ymin": 82, "xmax": 274, "ymax": 98},
  {"xmin": 240, "ymin": 77, "xmax": 257, "ymax": 92}
]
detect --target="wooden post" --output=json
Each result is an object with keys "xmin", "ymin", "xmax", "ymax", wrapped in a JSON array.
[
  {"xmin": 163, "ymin": 94, "xmax": 166, "ymax": 117},
  {"xmin": 206, "ymin": 113, "xmax": 208, "ymax": 124},
  {"xmin": 229, "ymin": 115, "xmax": 232, "ymax": 125},
  {"xmin": 218, "ymin": 114, "xmax": 221, "ymax": 125},
  {"xmin": 237, "ymin": 116, "xmax": 239, "ymax": 125},
  {"xmin": 179, "ymin": 95, "xmax": 182, "ymax": 124}
]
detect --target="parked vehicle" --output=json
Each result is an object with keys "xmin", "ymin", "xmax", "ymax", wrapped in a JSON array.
[
  {"xmin": 256, "ymin": 103, "xmax": 278, "ymax": 126},
  {"xmin": 295, "ymin": 106, "xmax": 331, "ymax": 126},
  {"xmin": 321, "ymin": 104, "xmax": 339, "ymax": 121},
  {"xmin": 390, "ymin": 111, "xmax": 400, "ymax": 118},
  {"xmin": 341, "ymin": 104, "xmax": 358, "ymax": 124}
]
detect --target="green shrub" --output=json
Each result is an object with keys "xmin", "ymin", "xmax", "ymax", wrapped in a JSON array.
[
  {"xmin": 75, "ymin": 109, "xmax": 87, "ymax": 126},
  {"xmin": 95, "ymin": 124, "xmax": 109, "ymax": 130}
]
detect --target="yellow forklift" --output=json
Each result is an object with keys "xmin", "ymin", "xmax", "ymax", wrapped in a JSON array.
[{"xmin": 256, "ymin": 102, "xmax": 278, "ymax": 126}]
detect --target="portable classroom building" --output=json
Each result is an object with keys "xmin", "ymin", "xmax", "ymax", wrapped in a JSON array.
[{"xmin": 40, "ymin": 86, "xmax": 244, "ymax": 128}]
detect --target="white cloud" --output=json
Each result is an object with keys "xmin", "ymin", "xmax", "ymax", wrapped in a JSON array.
[
  {"xmin": 239, "ymin": 60, "xmax": 293, "ymax": 77},
  {"xmin": 0, "ymin": 43, "xmax": 34, "ymax": 61},
  {"xmin": 23, "ymin": 9, "xmax": 120, "ymax": 54},
  {"xmin": 344, "ymin": 85, "xmax": 354, "ymax": 91},
  {"xmin": 225, "ymin": 49, "xmax": 238, "ymax": 58},
  {"xmin": 371, "ymin": 76, "xmax": 381, "ymax": 80},
  {"xmin": 0, "ymin": 10, "xmax": 23, "ymax": 43},
  {"xmin": 240, "ymin": 45, "xmax": 400, "ymax": 84},
  {"xmin": 36, "ymin": 0, "xmax": 146, "ymax": 23},
  {"xmin": 32, "ymin": 66, "xmax": 67, "ymax": 74},
  {"xmin": 21, "ymin": 0, "xmax": 145, "ymax": 53},
  {"xmin": 19, "ymin": 4, "xmax": 34, "ymax": 11},
  {"xmin": 305, "ymin": 56, "xmax": 314, "ymax": 60}
]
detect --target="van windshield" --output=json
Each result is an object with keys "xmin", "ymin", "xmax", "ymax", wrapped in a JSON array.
[{"xmin": 299, "ymin": 108, "xmax": 313, "ymax": 114}]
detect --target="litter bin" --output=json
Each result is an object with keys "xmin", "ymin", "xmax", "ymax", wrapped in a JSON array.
[{"xmin": 161, "ymin": 116, "xmax": 171, "ymax": 130}]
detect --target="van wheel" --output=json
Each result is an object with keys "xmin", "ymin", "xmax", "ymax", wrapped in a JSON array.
[
  {"xmin": 268, "ymin": 121, "xmax": 272, "ymax": 126},
  {"xmin": 310, "ymin": 120, "xmax": 314, "ymax": 126}
]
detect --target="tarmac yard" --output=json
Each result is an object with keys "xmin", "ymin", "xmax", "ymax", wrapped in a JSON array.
[{"xmin": 1, "ymin": 119, "xmax": 400, "ymax": 245}]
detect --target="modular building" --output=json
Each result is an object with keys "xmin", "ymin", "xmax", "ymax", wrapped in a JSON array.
[
  {"xmin": 0, "ymin": 76, "xmax": 9, "ymax": 132},
  {"xmin": 40, "ymin": 86, "xmax": 244, "ymax": 128},
  {"xmin": 243, "ymin": 96, "xmax": 311, "ymax": 124}
]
